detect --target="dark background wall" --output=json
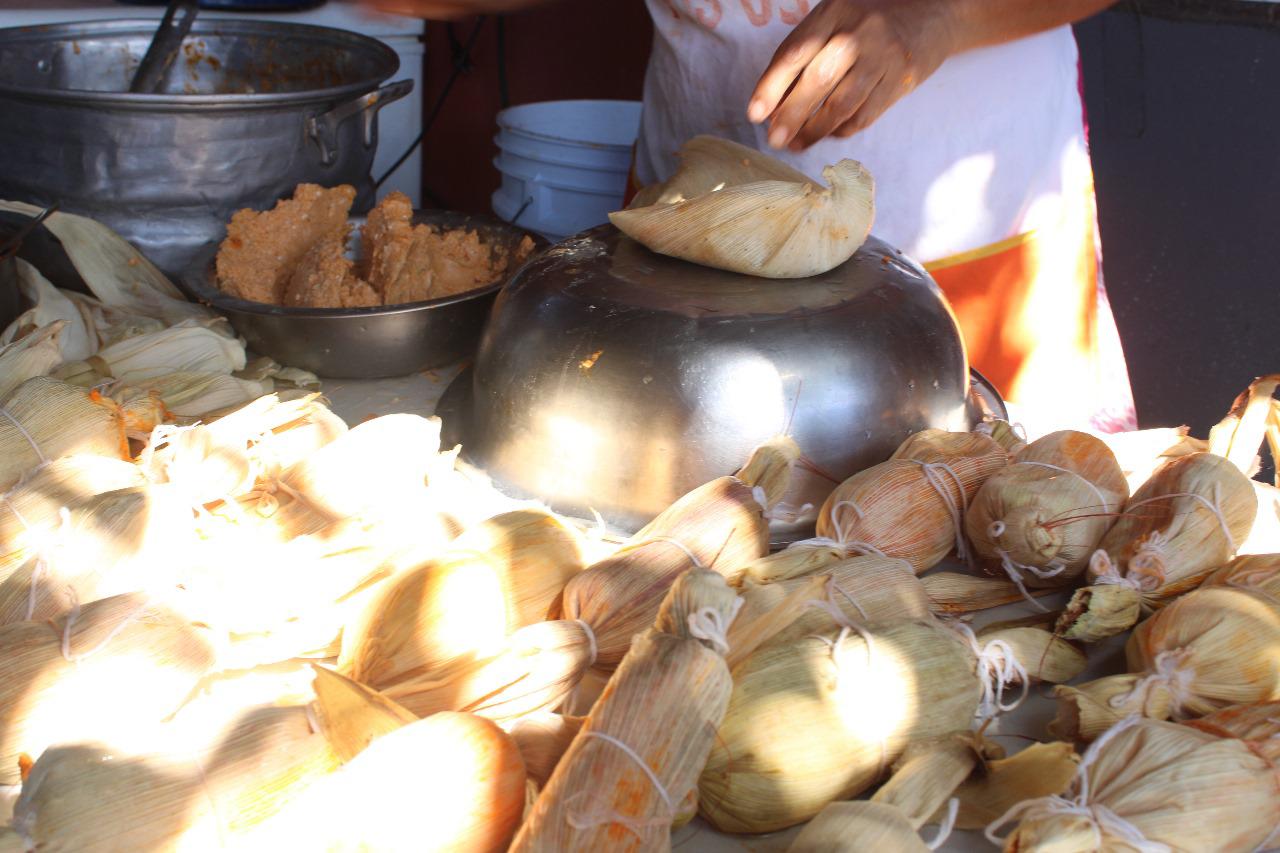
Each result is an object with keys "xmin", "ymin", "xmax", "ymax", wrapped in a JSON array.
[{"xmin": 417, "ymin": 2, "xmax": 1280, "ymax": 434}]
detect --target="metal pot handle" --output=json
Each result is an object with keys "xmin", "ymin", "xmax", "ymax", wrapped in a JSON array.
[{"xmin": 307, "ymin": 78, "xmax": 415, "ymax": 166}]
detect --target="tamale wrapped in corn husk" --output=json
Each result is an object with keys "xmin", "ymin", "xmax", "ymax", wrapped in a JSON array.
[
  {"xmin": 339, "ymin": 511, "xmax": 586, "ymax": 690},
  {"xmin": 0, "ymin": 484, "xmax": 196, "ymax": 625},
  {"xmin": 932, "ymin": 740, "xmax": 1079, "ymax": 831},
  {"xmin": 0, "ymin": 321, "xmax": 64, "ymax": 401},
  {"xmin": 561, "ymin": 475, "xmax": 768, "ymax": 668},
  {"xmin": 1185, "ymin": 700, "xmax": 1280, "ymax": 763},
  {"xmin": 0, "ymin": 454, "xmax": 145, "ymax": 584},
  {"xmin": 789, "ymin": 802, "xmax": 932, "ymax": 853},
  {"xmin": 0, "ymin": 377, "xmax": 130, "ymax": 490},
  {"xmin": 975, "ymin": 418, "xmax": 1028, "ymax": 456},
  {"xmin": 0, "ymin": 592, "xmax": 216, "ymax": 785},
  {"xmin": 53, "ymin": 319, "xmax": 246, "ymax": 386},
  {"xmin": 966, "ymin": 431, "xmax": 1129, "ymax": 591},
  {"xmin": 729, "ymin": 539, "xmax": 847, "ymax": 586},
  {"xmin": 279, "ymin": 413, "xmax": 453, "ymax": 521},
  {"xmin": 734, "ymin": 434, "xmax": 803, "ymax": 511},
  {"xmin": 512, "ymin": 568, "xmax": 741, "ymax": 851},
  {"xmin": 510, "ymin": 713, "xmax": 586, "ymax": 788},
  {"xmin": 1056, "ymin": 451, "xmax": 1257, "ymax": 640},
  {"xmin": 107, "ymin": 371, "xmax": 270, "ymax": 423},
  {"xmin": 1052, "ymin": 585, "xmax": 1280, "ymax": 741},
  {"xmin": 11, "ymin": 704, "xmax": 344, "ymax": 850},
  {"xmin": 250, "ymin": 712, "xmax": 527, "ymax": 853},
  {"xmin": 700, "ymin": 616, "xmax": 1080, "ymax": 833},
  {"xmin": 987, "ymin": 717, "xmax": 1280, "ymax": 852},
  {"xmin": 1199, "ymin": 552, "xmax": 1280, "ymax": 602},
  {"xmin": 919, "ymin": 571, "xmax": 1058, "ymax": 614},
  {"xmin": 815, "ymin": 430, "xmax": 1008, "ymax": 573},
  {"xmin": 628, "ymin": 135, "xmax": 815, "ymax": 209}
]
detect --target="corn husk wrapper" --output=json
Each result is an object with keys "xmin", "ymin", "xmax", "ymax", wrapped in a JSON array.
[
  {"xmin": 1185, "ymin": 701, "xmax": 1280, "ymax": 764},
  {"xmin": 920, "ymin": 571, "xmax": 1058, "ymax": 614},
  {"xmin": 53, "ymin": 319, "xmax": 245, "ymax": 386},
  {"xmin": 989, "ymin": 718, "xmax": 1280, "ymax": 853},
  {"xmin": 509, "ymin": 713, "xmax": 586, "ymax": 788},
  {"xmin": 107, "ymin": 371, "xmax": 270, "ymax": 423},
  {"xmin": 280, "ymin": 413, "xmax": 453, "ymax": 521},
  {"xmin": 933, "ymin": 740, "xmax": 1079, "ymax": 831},
  {"xmin": 248, "ymin": 712, "xmax": 527, "ymax": 853},
  {"xmin": 789, "ymin": 802, "xmax": 930, "ymax": 853},
  {"xmin": 0, "ymin": 200, "xmax": 221, "ymax": 330},
  {"xmin": 729, "ymin": 540, "xmax": 847, "ymax": 586},
  {"xmin": 628, "ymin": 135, "xmax": 815, "ymax": 209},
  {"xmin": 1, "ymin": 258, "xmax": 96, "ymax": 361},
  {"xmin": 1093, "ymin": 425, "xmax": 1207, "ymax": 494},
  {"xmin": 1056, "ymin": 451, "xmax": 1257, "ymax": 640},
  {"xmin": 309, "ymin": 665, "xmax": 416, "ymax": 763},
  {"xmin": 976, "ymin": 418, "xmax": 1029, "ymax": 456},
  {"xmin": 699, "ymin": 620, "xmax": 982, "ymax": 833},
  {"xmin": 610, "ymin": 156, "xmax": 874, "ymax": 280},
  {"xmin": 0, "ymin": 454, "xmax": 145, "ymax": 585},
  {"xmin": 966, "ymin": 430, "xmax": 1129, "ymax": 587},
  {"xmin": 1054, "ymin": 582, "xmax": 1143, "ymax": 643},
  {"xmin": 1052, "ymin": 585, "xmax": 1280, "ymax": 741},
  {"xmin": 0, "ymin": 592, "xmax": 216, "ymax": 785},
  {"xmin": 561, "ymin": 475, "xmax": 768, "ymax": 669},
  {"xmin": 512, "ymin": 569, "xmax": 741, "ymax": 851},
  {"xmin": 733, "ymin": 433, "xmax": 803, "ymax": 511},
  {"xmin": 11, "ymin": 704, "xmax": 343, "ymax": 851},
  {"xmin": 339, "ymin": 511, "xmax": 586, "ymax": 691},
  {"xmin": 0, "ymin": 484, "xmax": 196, "ymax": 625},
  {"xmin": 61, "ymin": 288, "xmax": 166, "ymax": 350},
  {"xmin": 0, "ymin": 377, "xmax": 130, "ymax": 490},
  {"xmin": 815, "ymin": 430, "xmax": 1008, "ymax": 573},
  {"xmin": 0, "ymin": 320, "xmax": 65, "ymax": 400},
  {"xmin": 1200, "ymin": 552, "xmax": 1280, "ymax": 603},
  {"xmin": 1241, "ymin": 480, "xmax": 1280, "ymax": 555}
]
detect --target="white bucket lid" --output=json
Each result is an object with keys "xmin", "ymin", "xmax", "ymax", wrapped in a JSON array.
[{"xmin": 496, "ymin": 100, "xmax": 642, "ymax": 150}]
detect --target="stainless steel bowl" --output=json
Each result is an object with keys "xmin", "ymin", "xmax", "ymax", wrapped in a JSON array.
[
  {"xmin": 177, "ymin": 210, "xmax": 546, "ymax": 379},
  {"xmin": 439, "ymin": 226, "xmax": 1006, "ymax": 542}
]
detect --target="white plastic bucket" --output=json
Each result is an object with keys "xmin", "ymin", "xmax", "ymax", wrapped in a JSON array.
[{"xmin": 491, "ymin": 100, "xmax": 642, "ymax": 243}]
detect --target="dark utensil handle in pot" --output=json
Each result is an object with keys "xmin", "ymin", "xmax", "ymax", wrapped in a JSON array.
[
  {"xmin": 129, "ymin": 0, "xmax": 200, "ymax": 94},
  {"xmin": 305, "ymin": 79, "xmax": 415, "ymax": 166}
]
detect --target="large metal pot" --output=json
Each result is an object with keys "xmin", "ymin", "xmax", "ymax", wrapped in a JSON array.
[
  {"xmin": 438, "ymin": 226, "xmax": 1006, "ymax": 542},
  {"xmin": 0, "ymin": 19, "xmax": 411, "ymax": 276}
]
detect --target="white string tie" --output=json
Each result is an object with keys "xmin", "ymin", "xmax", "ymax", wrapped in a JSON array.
[
  {"xmin": 686, "ymin": 597, "xmax": 743, "ymax": 657},
  {"xmin": 1090, "ymin": 550, "xmax": 1145, "ymax": 591},
  {"xmin": 0, "ymin": 405, "xmax": 46, "ymax": 463},
  {"xmin": 950, "ymin": 622, "xmax": 1029, "ymax": 722},
  {"xmin": 985, "ymin": 716, "xmax": 1171, "ymax": 852},
  {"xmin": 924, "ymin": 798, "xmax": 961, "ymax": 850},
  {"xmin": 574, "ymin": 620, "xmax": 598, "ymax": 667},
  {"xmin": 1124, "ymin": 486, "xmax": 1237, "ymax": 554},
  {"xmin": 796, "ymin": 499, "xmax": 891, "ymax": 558},
  {"xmin": 1108, "ymin": 649, "xmax": 1195, "ymax": 719},
  {"xmin": 619, "ymin": 536, "xmax": 705, "ymax": 570},
  {"xmin": 61, "ymin": 592, "xmax": 152, "ymax": 664},
  {"xmin": 565, "ymin": 731, "xmax": 675, "ymax": 839},
  {"xmin": 908, "ymin": 459, "xmax": 971, "ymax": 564}
]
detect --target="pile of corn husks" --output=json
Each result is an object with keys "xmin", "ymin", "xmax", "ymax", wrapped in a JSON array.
[{"xmin": 3, "ymin": 207, "xmax": 1280, "ymax": 852}]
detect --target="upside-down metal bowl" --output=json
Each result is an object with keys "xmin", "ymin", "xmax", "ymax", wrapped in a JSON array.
[
  {"xmin": 177, "ymin": 209, "xmax": 545, "ymax": 379},
  {"xmin": 439, "ymin": 225, "xmax": 1006, "ymax": 542}
]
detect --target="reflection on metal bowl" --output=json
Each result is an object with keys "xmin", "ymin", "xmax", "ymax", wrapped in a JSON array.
[
  {"xmin": 439, "ymin": 225, "xmax": 1007, "ymax": 543},
  {"xmin": 177, "ymin": 210, "xmax": 545, "ymax": 379}
]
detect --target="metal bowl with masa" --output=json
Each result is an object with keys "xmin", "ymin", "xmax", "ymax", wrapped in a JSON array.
[{"xmin": 178, "ymin": 209, "xmax": 546, "ymax": 379}]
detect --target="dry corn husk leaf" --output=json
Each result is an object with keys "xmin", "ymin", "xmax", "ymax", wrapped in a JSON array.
[
  {"xmin": 561, "ymin": 475, "xmax": 768, "ymax": 669},
  {"xmin": 876, "ymin": 732, "xmax": 983, "ymax": 828},
  {"xmin": 509, "ymin": 713, "xmax": 585, "ymax": 788},
  {"xmin": 1093, "ymin": 425, "xmax": 1208, "ymax": 494},
  {"xmin": 1208, "ymin": 374, "xmax": 1279, "ymax": 475},
  {"xmin": 339, "ymin": 513, "xmax": 585, "ymax": 690},
  {"xmin": 1, "ymin": 258, "xmax": 95, "ymax": 361},
  {"xmin": 53, "ymin": 319, "xmax": 245, "ymax": 386},
  {"xmin": 1053, "ymin": 582, "xmax": 1142, "ymax": 643},
  {"xmin": 920, "ymin": 571, "xmax": 1057, "ymax": 614},
  {"xmin": 734, "ymin": 433, "xmax": 803, "ymax": 511},
  {"xmin": 0, "ymin": 200, "xmax": 221, "ymax": 329},
  {"xmin": 512, "ymin": 569, "xmax": 741, "ymax": 851},
  {"xmin": 0, "ymin": 376, "xmax": 130, "ymax": 490},
  {"xmin": 815, "ymin": 430, "xmax": 1008, "ymax": 573},
  {"xmin": 1052, "ymin": 585, "xmax": 1280, "ymax": 741},
  {"xmin": 0, "ymin": 320, "xmax": 65, "ymax": 400},
  {"xmin": 250, "ymin": 711, "xmax": 527, "ymax": 853},
  {"xmin": 280, "ymin": 413, "xmax": 451, "ymax": 521},
  {"xmin": 629, "ymin": 135, "xmax": 815, "ymax": 209},
  {"xmin": 976, "ymin": 418, "xmax": 1028, "ymax": 456},
  {"xmin": 60, "ymin": 288, "xmax": 166, "ymax": 350},
  {"xmin": 310, "ymin": 665, "xmax": 415, "ymax": 762},
  {"xmin": 610, "ymin": 158, "xmax": 874, "ymax": 280},
  {"xmin": 11, "ymin": 704, "xmax": 344, "ymax": 850},
  {"xmin": 935, "ymin": 740, "xmax": 1079, "ymax": 831},
  {"xmin": 1056, "ymin": 451, "xmax": 1257, "ymax": 640},
  {"xmin": 789, "ymin": 801, "xmax": 931, "ymax": 853},
  {"xmin": 107, "ymin": 371, "xmax": 270, "ymax": 422},
  {"xmin": 0, "ymin": 484, "xmax": 196, "ymax": 625},
  {"xmin": 967, "ymin": 430, "xmax": 1129, "ymax": 589},
  {"xmin": 1185, "ymin": 700, "xmax": 1280, "ymax": 763},
  {"xmin": 988, "ymin": 717, "xmax": 1280, "ymax": 852},
  {"xmin": 0, "ymin": 454, "xmax": 145, "ymax": 585},
  {"xmin": 0, "ymin": 592, "xmax": 216, "ymax": 785},
  {"xmin": 1200, "ymin": 552, "xmax": 1280, "ymax": 603}
]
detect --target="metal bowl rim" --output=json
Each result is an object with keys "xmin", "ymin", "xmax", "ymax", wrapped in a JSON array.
[{"xmin": 0, "ymin": 19, "xmax": 399, "ymax": 108}]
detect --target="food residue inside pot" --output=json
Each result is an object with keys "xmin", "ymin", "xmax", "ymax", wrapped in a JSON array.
[{"xmin": 214, "ymin": 184, "xmax": 536, "ymax": 309}]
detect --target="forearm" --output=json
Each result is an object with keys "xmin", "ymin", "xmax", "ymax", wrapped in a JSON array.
[{"xmin": 943, "ymin": 0, "xmax": 1115, "ymax": 53}]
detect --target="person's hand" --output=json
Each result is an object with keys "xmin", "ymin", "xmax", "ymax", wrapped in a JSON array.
[{"xmin": 748, "ymin": 0, "xmax": 959, "ymax": 150}]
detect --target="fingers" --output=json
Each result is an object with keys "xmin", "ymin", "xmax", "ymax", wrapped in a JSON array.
[
  {"xmin": 787, "ymin": 62, "xmax": 884, "ymax": 150},
  {"xmin": 748, "ymin": 20, "xmax": 833, "ymax": 124},
  {"xmin": 831, "ymin": 75, "xmax": 908, "ymax": 139},
  {"xmin": 763, "ymin": 34, "xmax": 860, "ymax": 149}
]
